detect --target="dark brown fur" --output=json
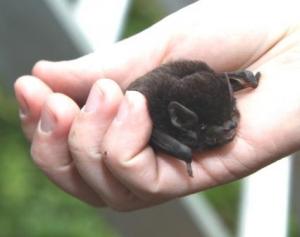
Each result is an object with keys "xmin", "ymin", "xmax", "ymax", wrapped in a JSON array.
[{"xmin": 127, "ymin": 60, "xmax": 260, "ymax": 176}]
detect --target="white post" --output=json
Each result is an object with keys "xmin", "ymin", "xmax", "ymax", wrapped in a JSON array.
[
  {"xmin": 44, "ymin": 0, "xmax": 130, "ymax": 53},
  {"xmin": 238, "ymin": 157, "xmax": 291, "ymax": 237},
  {"xmin": 71, "ymin": 0, "xmax": 131, "ymax": 50}
]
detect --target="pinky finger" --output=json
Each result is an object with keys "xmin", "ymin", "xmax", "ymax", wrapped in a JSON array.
[
  {"xmin": 14, "ymin": 76, "xmax": 52, "ymax": 141},
  {"xmin": 31, "ymin": 93, "xmax": 104, "ymax": 206}
]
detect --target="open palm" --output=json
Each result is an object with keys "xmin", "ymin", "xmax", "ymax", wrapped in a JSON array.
[{"xmin": 15, "ymin": 0, "xmax": 300, "ymax": 210}]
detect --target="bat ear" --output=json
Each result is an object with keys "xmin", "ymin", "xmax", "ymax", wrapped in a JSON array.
[{"xmin": 168, "ymin": 101, "xmax": 198, "ymax": 129}]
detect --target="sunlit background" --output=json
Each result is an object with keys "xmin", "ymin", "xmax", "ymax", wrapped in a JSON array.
[{"xmin": 0, "ymin": 0, "xmax": 297, "ymax": 236}]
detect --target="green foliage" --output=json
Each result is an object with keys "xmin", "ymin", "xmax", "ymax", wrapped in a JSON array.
[
  {"xmin": 0, "ymin": 86, "xmax": 117, "ymax": 237},
  {"xmin": 289, "ymin": 211, "xmax": 299, "ymax": 237},
  {"xmin": 203, "ymin": 181, "xmax": 241, "ymax": 235},
  {"xmin": 122, "ymin": 0, "xmax": 165, "ymax": 38}
]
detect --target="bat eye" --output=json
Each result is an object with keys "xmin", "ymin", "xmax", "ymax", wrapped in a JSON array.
[
  {"xmin": 200, "ymin": 123, "xmax": 207, "ymax": 130},
  {"xmin": 206, "ymin": 126, "xmax": 223, "ymax": 136},
  {"xmin": 223, "ymin": 120, "xmax": 237, "ymax": 131}
]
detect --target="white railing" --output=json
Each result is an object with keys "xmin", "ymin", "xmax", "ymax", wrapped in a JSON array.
[
  {"xmin": 45, "ymin": 0, "xmax": 130, "ymax": 53},
  {"xmin": 238, "ymin": 157, "xmax": 291, "ymax": 237}
]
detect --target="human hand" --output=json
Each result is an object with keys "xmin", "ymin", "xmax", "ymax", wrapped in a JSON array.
[{"xmin": 15, "ymin": 0, "xmax": 300, "ymax": 210}]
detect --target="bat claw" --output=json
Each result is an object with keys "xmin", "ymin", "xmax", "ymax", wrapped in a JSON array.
[{"xmin": 186, "ymin": 162, "xmax": 193, "ymax": 177}]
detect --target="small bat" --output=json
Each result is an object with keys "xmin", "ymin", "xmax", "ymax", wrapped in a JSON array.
[{"xmin": 127, "ymin": 60, "xmax": 260, "ymax": 177}]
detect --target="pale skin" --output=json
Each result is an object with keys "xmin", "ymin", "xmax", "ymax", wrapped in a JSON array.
[{"xmin": 14, "ymin": 0, "xmax": 300, "ymax": 211}]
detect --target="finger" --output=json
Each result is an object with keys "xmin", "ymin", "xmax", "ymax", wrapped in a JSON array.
[
  {"xmin": 31, "ymin": 93, "xmax": 104, "ymax": 206},
  {"xmin": 32, "ymin": 28, "xmax": 169, "ymax": 104},
  {"xmin": 101, "ymin": 91, "xmax": 210, "ymax": 202},
  {"xmin": 101, "ymin": 91, "xmax": 168, "ymax": 202},
  {"xmin": 69, "ymin": 79, "xmax": 148, "ymax": 211},
  {"xmin": 14, "ymin": 76, "xmax": 52, "ymax": 141}
]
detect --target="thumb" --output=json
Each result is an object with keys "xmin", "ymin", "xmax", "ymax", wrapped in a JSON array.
[{"xmin": 32, "ymin": 28, "xmax": 170, "ymax": 104}]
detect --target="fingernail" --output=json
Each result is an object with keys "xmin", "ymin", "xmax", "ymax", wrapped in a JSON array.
[
  {"xmin": 40, "ymin": 108, "xmax": 56, "ymax": 133},
  {"xmin": 36, "ymin": 60, "xmax": 56, "ymax": 67},
  {"xmin": 82, "ymin": 83, "xmax": 104, "ymax": 113},
  {"xmin": 114, "ymin": 91, "xmax": 134, "ymax": 123},
  {"xmin": 18, "ymin": 96, "xmax": 29, "ymax": 118},
  {"xmin": 33, "ymin": 60, "xmax": 54, "ymax": 72}
]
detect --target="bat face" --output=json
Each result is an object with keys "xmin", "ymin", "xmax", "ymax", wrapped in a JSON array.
[
  {"xmin": 166, "ymin": 79, "xmax": 239, "ymax": 150},
  {"xmin": 174, "ymin": 106, "xmax": 240, "ymax": 149},
  {"xmin": 127, "ymin": 60, "xmax": 260, "ymax": 176},
  {"xmin": 201, "ymin": 116, "xmax": 238, "ymax": 146}
]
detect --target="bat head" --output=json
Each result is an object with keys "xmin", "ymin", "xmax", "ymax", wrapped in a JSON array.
[
  {"xmin": 168, "ymin": 101, "xmax": 238, "ymax": 149},
  {"xmin": 167, "ymin": 73, "xmax": 239, "ymax": 149}
]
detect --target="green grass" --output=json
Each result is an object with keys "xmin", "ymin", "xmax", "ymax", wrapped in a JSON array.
[
  {"xmin": 289, "ymin": 210, "xmax": 299, "ymax": 237},
  {"xmin": 203, "ymin": 181, "xmax": 241, "ymax": 235},
  {"xmin": 122, "ymin": 0, "xmax": 165, "ymax": 38},
  {"xmin": 0, "ymin": 86, "xmax": 117, "ymax": 237}
]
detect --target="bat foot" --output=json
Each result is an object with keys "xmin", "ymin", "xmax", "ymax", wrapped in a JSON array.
[
  {"xmin": 226, "ymin": 70, "xmax": 261, "ymax": 91},
  {"xmin": 186, "ymin": 162, "xmax": 193, "ymax": 177},
  {"xmin": 254, "ymin": 72, "xmax": 261, "ymax": 86}
]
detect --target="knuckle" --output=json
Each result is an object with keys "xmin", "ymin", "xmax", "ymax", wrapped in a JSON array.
[
  {"xmin": 30, "ymin": 142, "xmax": 71, "ymax": 170},
  {"xmin": 68, "ymin": 130, "xmax": 85, "ymax": 158},
  {"xmin": 30, "ymin": 143, "xmax": 49, "ymax": 169},
  {"xmin": 134, "ymin": 180, "xmax": 162, "ymax": 202},
  {"xmin": 105, "ymin": 156, "xmax": 163, "ymax": 202},
  {"xmin": 14, "ymin": 75, "xmax": 32, "ymax": 87},
  {"xmin": 138, "ymin": 187, "xmax": 161, "ymax": 203},
  {"xmin": 104, "ymin": 190, "xmax": 145, "ymax": 212},
  {"xmin": 104, "ymin": 152, "xmax": 124, "ymax": 169},
  {"xmin": 68, "ymin": 129, "xmax": 104, "ymax": 161},
  {"xmin": 31, "ymin": 60, "xmax": 46, "ymax": 75}
]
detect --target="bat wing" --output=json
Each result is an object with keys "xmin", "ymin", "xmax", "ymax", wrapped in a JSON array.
[{"xmin": 151, "ymin": 128, "xmax": 192, "ymax": 163}]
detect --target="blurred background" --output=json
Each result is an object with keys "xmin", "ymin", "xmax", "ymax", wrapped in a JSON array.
[{"xmin": 0, "ymin": 0, "xmax": 297, "ymax": 236}]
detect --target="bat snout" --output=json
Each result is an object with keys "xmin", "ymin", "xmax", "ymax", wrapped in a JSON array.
[{"xmin": 223, "ymin": 120, "xmax": 237, "ymax": 131}]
